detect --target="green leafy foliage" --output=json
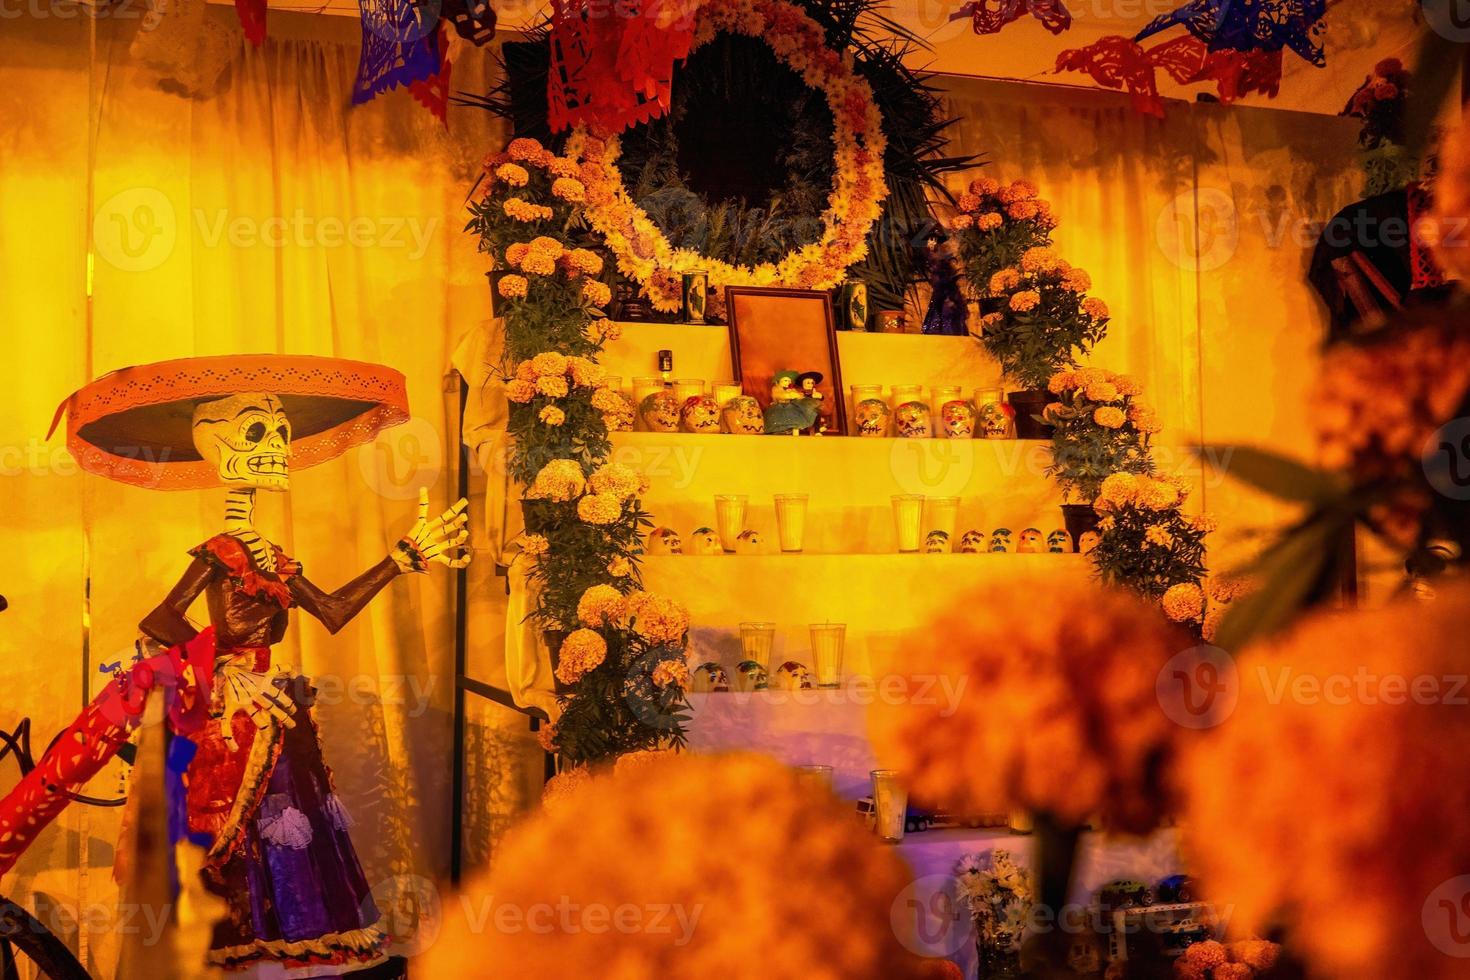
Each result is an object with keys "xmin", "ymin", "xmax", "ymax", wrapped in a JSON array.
[
  {"xmin": 1090, "ymin": 502, "xmax": 1209, "ymax": 603},
  {"xmin": 1046, "ymin": 374, "xmax": 1157, "ymax": 502}
]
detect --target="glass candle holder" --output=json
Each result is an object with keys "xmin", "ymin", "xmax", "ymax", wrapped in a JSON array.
[
  {"xmin": 632, "ymin": 376, "xmax": 665, "ymax": 430},
  {"xmin": 739, "ymin": 622, "xmax": 777, "ymax": 672},
  {"xmin": 976, "ymin": 387, "xmax": 1012, "ymax": 440},
  {"xmin": 889, "ymin": 384, "xmax": 924, "ymax": 413},
  {"xmin": 712, "ymin": 382, "xmax": 743, "ymax": 408},
  {"xmin": 795, "ymin": 764, "xmax": 834, "ymax": 789},
  {"xmin": 871, "ymin": 769, "xmax": 909, "ymax": 843},
  {"xmin": 673, "ymin": 378, "xmax": 706, "ymax": 405},
  {"xmin": 714, "ymin": 495, "xmax": 748, "ymax": 553},
  {"xmin": 926, "ymin": 496, "xmax": 960, "ymax": 545},
  {"xmin": 931, "ymin": 384, "xmax": 963, "ymax": 419},
  {"xmin": 773, "ymin": 493, "xmax": 809, "ymax": 552},
  {"xmin": 850, "ymin": 383, "xmax": 882, "ymax": 416},
  {"xmin": 809, "ymin": 623, "xmax": 846, "ymax": 689},
  {"xmin": 892, "ymin": 494, "xmax": 925, "ymax": 553}
]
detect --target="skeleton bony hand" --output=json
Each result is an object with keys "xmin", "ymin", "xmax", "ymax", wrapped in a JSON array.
[
  {"xmin": 392, "ymin": 488, "xmax": 472, "ymax": 573},
  {"xmin": 218, "ymin": 663, "xmax": 297, "ymax": 747}
]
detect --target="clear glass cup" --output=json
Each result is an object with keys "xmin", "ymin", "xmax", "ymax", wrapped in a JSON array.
[
  {"xmin": 892, "ymin": 494, "xmax": 925, "ymax": 553},
  {"xmin": 673, "ymin": 378, "xmax": 706, "ymax": 404},
  {"xmin": 925, "ymin": 496, "xmax": 960, "ymax": 547},
  {"xmin": 850, "ymin": 383, "xmax": 882, "ymax": 417},
  {"xmin": 871, "ymin": 769, "xmax": 908, "ymax": 843},
  {"xmin": 931, "ymin": 384, "xmax": 963, "ymax": 419},
  {"xmin": 739, "ymin": 622, "xmax": 776, "ymax": 671},
  {"xmin": 795, "ymin": 764, "xmax": 834, "ymax": 790},
  {"xmin": 774, "ymin": 493, "xmax": 809, "ymax": 552},
  {"xmin": 889, "ymin": 384, "xmax": 924, "ymax": 413},
  {"xmin": 602, "ymin": 375, "xmax": 623, "ymax": 394},
  {"xmin": 632, "ymin": 376, "xmax": 665, "ymax": 431},
  {"xmin": 714, "ymin": 495, "xmax": 748, "ymax": 553},
  {"xmin": 809, "ymin": 623, "xmax": 846, "ymax": 689},
  {"xmin": 712, "ymin": 382, "xmax": 743, "ymax": 408}
]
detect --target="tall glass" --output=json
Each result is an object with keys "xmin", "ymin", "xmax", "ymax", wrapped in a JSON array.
[
  {"xmin": 871, "ymin": 770, "xmax": 908, "ymax": 843},
  {"xmin": 739, "ymin": 622, "xmax": 776, "ymax": 672},
  {"xmin": 931, "ymin": 384, "xmax": 963, "ymax": 419},
  {"xmin": 889, "ymin": 384, "xmax": 924, "ymax": 413},
  {"xmin": 809, "ymin": 623, "xmax": 846, "ymax": 689},
  {"xmin": 892, "ymin": 494, "xmax": 925, "ymax": 553},
  {"xmin": 926, "ymin": 496, "xmax": 960, "ymax": 547},
  {"xmin": 712, "ymin": 382, "xmax": 743, "ymax": 408},
  {"xmin": 774, "ymin": 493, "xmax": 809, "ymax": 552},
  {"xmin": 673, "ymin": 378, "xmax": 706, "ymax": 404},
  {"xmin": 714, "ymin": 495, "xmax": 748, "ymax": 553}
]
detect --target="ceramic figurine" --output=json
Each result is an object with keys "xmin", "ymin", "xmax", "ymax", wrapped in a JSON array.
[
  {"xmin": 941, "ymin": 400, "xmax": 977, "ymax": 439},
  {"xmin": 772, "ymin": 660, "xmax": 815, "ymax": 691},
  {"xmin": 854, "ymin": 398, "xmax": 892, "ymax": 437},
  {"xmin": 686, "ymin": 526, "xmax": 722, "ymax": 556},
  {"xmin": 989, "ymin": 528, "xmax": 1013, "ymax": 553},
  {"xmin": 919, "ymin": 228, "xmax": 968, "ymax": 336},
  {"xmin": 978, "ymin": 397, "xmax": 1012, "ymax": 440},
  {"xmin": 722, "ymin": 395, "xmax": 766, "ymax": 435},
  {"xmin": 691, "ymin": 662, "xmax": 729, "ymax": 693},
  {"xmin": 639, "ymin": 389, "xmax": 681, "ymax": 433},
  {"xmin": 646, "ymin": 527, "xmax": 683, "ymax": 555},
  {"xmin": 958, "ymin": 529, "xmax": 987, "ymax": 553},
  {"xmin": 1017, "ymin": 528, "xmax": 1045, "ymax": 553},
  {"xmin": 1077, "ymin": 530, "xmax": 1101, "ymax": 555},
  {"xmin": 763, "ymin": 370, "xmax": 821, "ymax": 435},
  {"xmin": 894, "ymin": 401, "xmax": 933, "ymax": 438},
  {"xmin": 734, "ymin": 660, "xmax": 769, "ymax": 692},
  {"xmin": 735, "ymin": 529, "xmax": 764, "ymax": 555},
  {"xmin": 681, "ymin": 394, "xmax": 722, "ymax": 434},
  {"xmin": 1047, "ymin": 529, "xmax": 1074, "ymax": 553},
  {"xmin": 924, "ymin": 530, "xmax": 951, "ymax": 554}
]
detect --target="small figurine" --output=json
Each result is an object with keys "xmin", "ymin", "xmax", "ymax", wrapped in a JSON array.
[
  {"xmin": 1017, "ymin": 528, "xmax": 1045, "ymax": 553},
  {"xmin": 691, "ymin": 662, "xmax": 729, "ymax": 693},
  {"xmin": 918, "ymin": 228, "xmax": 969, "ymax": 336},
  {"xmin": 735, "ymin": 529, "xmax": 764, "ymax": 555},
  {"xmin": 924, "ymin": 530, "xmax": 951, "ymax": 554},
  {"xmin": 772, "ymin": 661, "xmax": 815, "ymax": 691},
  {"xmin": 646, "ymin": 527, "xmax": 683, "ymax": 555},
  {"xmin": 734, "ymin": 660, "xmax": 769, "ymax": 692},
  {"xmin": 686, "ymin": 527, "xmax": 722, "ymax": 556},
  {"xmin": 941, "ymin": 399, "xmax": 977, "ymax": 439},
  {"xmin": 854, "ymin": 398, "xmax": 892, "ymax": 437},
  {"xmin": 722, "ymin": 394, "xmax": 767, "ymax": 435},
  {"xmin": 681, "ymin": 394, "xmax": 722, "ymax": 434},
  {"xmin": 639, "ymin": 389, "xmax": 681, "ymax": 433},
  {"xmin": 1077, "ymin": 530, "xmax": 1101, "ymax": 555},
  {"xmin": 989, "ymin": 528, "xmax": 1013, "ymax": 553},
  {"xmin": 958, "ymin": 529, "xmax": 987, "ymax": 553},
  {"xmin": 1047, "ymin": 529, "xmax": 1074, "ymax": 553},
  {"xmin": 763, "ymin": 370, "xmax": 821, "ymax": 436},
  {"xmin": 894, "ymin": 401, "xmax": 933, "ymax": 438}
]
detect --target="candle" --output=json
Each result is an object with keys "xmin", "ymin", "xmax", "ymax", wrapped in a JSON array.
[
  {"xmin": 870, "ymin": 769, "xmax": 908, "ymax": 843},
  {"xmin": 714, "ymin": 495, "xmax": 748, "ymax": 553},
  {"xmin": 774, "ymin": 493, "xmax": 809, "ymax": 552},
  {"xmin": 809, "ymin": 623, "xmax": 846, "ymax": 689},
  {"xmin": 739, "ymin": 622, "xmax": 776, "ymax": 671},
  {"xmin": 892, "ymin": 494, "xmax": 925, "ymax": 553}
]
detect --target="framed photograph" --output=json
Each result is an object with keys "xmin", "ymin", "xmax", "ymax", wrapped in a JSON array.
[{"xmin": 725, "ymin": 286, "xmax": 848, "ymax": 436}]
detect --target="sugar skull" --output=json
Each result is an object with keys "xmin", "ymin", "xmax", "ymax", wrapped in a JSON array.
[
  {"xmin": 941, "ymin": 400, "xmax": 977, "ymax": 439},
  {"xmin": 924, "ymin": 530, "xmax": 951, "ymax": 554},
  {"xmin": 734, "ymin": 660, "xmax": 769, "ymax": 692},
  {"xmin": 646, "ymin": 527, "xmax": 683, "ymax": 555},
  {"xmin": 686, "ymin": 526, "xmax": 722, "ymax": 556},
  {"xmin": 735, "ymin": 529, "xmax": 764, "ymax": 555},
  {"xmin": 681, "ymin": 395, "xmax": 722, "ymax": 434},
  {"xmin": 721, "ymin": 395, "xmax": 766, "ymax": 435},
  {"xmin": 1077, "ymin": 530, "xmax": 1101, "ymax": 555},
  {"xmin": 638, "ymin": 390, "xmax": 681, "ymax": 433},
  {"xmin": 1017, "ymin": 528, "xmax": 1045, "ymax": 553},
  {"xmin": 191, "ymin": 392, "xmax": 291, "ymax": 492},
  {"xmin": 1047, "ymin": 529, "xmax": 1074, "ymax": 553},
  {"xmin": 691, "ymin": 662, "xmax": 729, "ymax": 693},
  {"xmin": 989, "ymin": 528, "xmax": 1013, "ymax": 553},
  {"xmin": 978, "ymin": 399, "xmax": 1012, "ymax": 439},
  {"xmin": 772, "ymin": 660, "xmax": 814, "ymax": 691},
  {"xmin": 894, "ymin": 401, "xmax": 932, "ymax": 439},
  {"xmin": 958, "ymin": 529, "xmax": 987, "ymax": 554},
  {"xmin": 854, "ymin": 398, "xmax": 892, "ymax": 438}
]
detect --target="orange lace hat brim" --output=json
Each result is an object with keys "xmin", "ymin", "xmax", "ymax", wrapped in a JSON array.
[{"xmin": 49, "ymin": 354, "xmax": 410, "ymax": 490}]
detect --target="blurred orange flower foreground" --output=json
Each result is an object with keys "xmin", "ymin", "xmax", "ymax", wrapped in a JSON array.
[
  {"xmin": 425, "ymin": 752, "xmax": 935, "ymax": 979},
  {"xmin": 869, "ymin": 576, "xmax": 1193, "ymax": 834},
  {"xmin": 1183, "ymin": 579, "xmax": 1470, "ymax": 980}
]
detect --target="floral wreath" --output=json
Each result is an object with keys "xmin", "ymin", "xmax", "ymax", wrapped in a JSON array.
[{"xmin": 565, "ymin": 0, "xmax": 888, "ymax": 315}]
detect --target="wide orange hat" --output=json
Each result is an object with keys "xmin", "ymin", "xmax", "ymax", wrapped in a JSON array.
[{"xmin": 49, "ymin": 354, "xmax": 410, "ymax": 491}]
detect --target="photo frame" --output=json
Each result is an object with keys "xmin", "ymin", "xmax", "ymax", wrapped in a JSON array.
[{"xmin": 725, "ymin": 287, "xmax": 848, "ymax": 436}]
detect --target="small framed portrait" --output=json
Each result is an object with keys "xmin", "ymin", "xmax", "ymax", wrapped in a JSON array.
[{"xmin": 725, "ymin": 287, "xmax": 848, "ymax": 436}]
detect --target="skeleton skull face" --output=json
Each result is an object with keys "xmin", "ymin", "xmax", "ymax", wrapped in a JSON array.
[{"xmin": 192, "ymin": 392, "xmax": 291, "ymax": 492}]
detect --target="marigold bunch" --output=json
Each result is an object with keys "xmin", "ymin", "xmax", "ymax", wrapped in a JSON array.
[
  {"xmin": 555, "ymin": 628, "xmax": 608, "ymax": 685},
  {"xmin": 577, "ymin": 492, "xmax": 623, "ymax": 526},
  {"xmin": 526, "ymin": 459, "xmax": 586, "ymax": 502},
  {"xmin": 588, "ymin": 462, "xmax": 646, "ymax": 501},
  {"xmin": 1045, "ymin": 369, "xmax": 1157, "ymax": 502},
  {"xmin": 625, "ymin": 591, "xmax": 690, "ymax": 647}
]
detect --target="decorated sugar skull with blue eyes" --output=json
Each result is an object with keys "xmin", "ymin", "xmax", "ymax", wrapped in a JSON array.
[
  {"xmin": 734, "ymin": 660, "xmax": 769, "ymax": 692},
  {"xmin": 773, "ymin": 660, "xmax": 814, "ymax": 691},
  {"xmin": 691, "ymin": 662, "xmax": 729, "ymax": 693},
  {"xmin": 958, "ymin": 529, "xmax": 987, "ymax": 553},
  {"xmin": 1047, "ymin": 529, "xmax": 1074, "ymax": 553},
  {"xmin": 192, "ymin": 393, "xmax": 292, "ymax": 492},
  {"xmin": 989, "ymin": 528, "xmax": 1013, "ymax": 553},
  {"xmin": 686, "ymin": 526, "xmax": 722, "ymax": 555},
  {"xmin": 924, "ymin": 530, "xmax": 950, "ymax": 554}
]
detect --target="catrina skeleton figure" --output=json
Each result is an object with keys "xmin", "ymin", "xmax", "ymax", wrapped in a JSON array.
[{"xmin": 1, "ymin": 355, "xmax": 469, "ymax": 977}]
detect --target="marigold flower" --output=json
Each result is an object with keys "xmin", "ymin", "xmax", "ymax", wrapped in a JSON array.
[
  {"xmin": 1082, "ymin": 297, "xmax": 1109, "ymax": 320},
  {"xmin": 520, "ymin": 533, "xmax": 550, "ymax": 557},
  {"xmin": 1093, "ymin": 406, "xmax": 1126, "ymax": 429},
  {"xmin": 588, "ymin": 462, "xmax": 644, "ymax": 500},
  {"xmin": 554, "ymin": 628, "xmax": 607, "ymax": 685},
  {"xmin": 968, "ymin": 176, "xmax": 1000, "ymax": 197},
  {"xmin": 505, "ymin": 379, "xmax": 535, "ymax": 404},
  {"xmin": 651, "ymin": 659, "xmax": 690, "ymax": 690},
  {"xmin": 1098, "ymin": 472, "xmax": 1140, "ymax": 507},
  {"xmin": 989, "ymin": 268, "xmax": 1022, "ymax": 294},
  {"xmin": 497, "ymin": 274, "xmax": 529, "ymax": 299},
  {"xmin": 539, "ymin": 765, "xmax": 590, "ymax": 813},
  {"xmin": 565, "ymin": 248, "xmax": 604, "ymax": 276},
  {"xmin": 577, "ymin": 584, "xmax": 625, "ymax": 627},
  {"xmin": 495, "ymin": 162, "xmax": 530, "ymax": 187},
  {"xmin": 538, "ymin": 405, "xmax": 565, "ymax": 426},
  {"xmin": 1086, "ymin": 381, "xmax": 1119, "ymax": 402},
  {"xmin": 948, "ymin": 214, "xmax": 974, "ymax": 231},
  {"xmin": 526, "ymin": 459, "xmax": 586, "ymax": 502},
  {"xmin": 528, "ymin": 235, "xmax": 564, "ymax": 259},
  {"xmin": 506, "ymin": 137, "xmax": 544, "ymax": 162},
  {"xmin": 535, "ymin": 374, "xmax": 569, "ymax": 399},
  {"xmin": 1048, "ymin": 371, "xmax": 1078, "ymax": 394},
  {"xmin": 1112, "ymin": 373, "xmax": 1141, "ymax": 396},
  {"xmin": 1021, "ymin": 247, "xmax": 1061, "ymax": 274},
  {"xmin": 1227, "ymin": 940, "xmax": 1280, "ymax": 971},
  {"xmin": 503, "ymin": 198, "xmax": 553, "ymax": 222},
  {"xmin": 625, "ymin": 591, "xmax": 690, "ymax": 646},
  {"xmin": 581, "ymin": 280, "xmax": 612, "ymax": 307},
  {"xmin": 1062, "ymin": 268, "xmax": 1093, "ymax": 293},
  {"xmin": 535, "ymin": 723, "xmax": 558, "ymax": 753},
  {"xmin": 1161, "ymin": 582, "xmax": 1204, "ymax": 622},
  {"xmin": 977, "ymin": 212, "xmax": 1005, "ymax": 231},
  {"xmin": 957, "ymin": 191, "xmax": 981, "ymax": 213},
  {"xmin": 505, "ymin": 242, "xmax": 530, "ymax": 266},
  {"xmin": 577, "ymin": 492, "xmax": 622, "ymax": 526},
  {"xmin": 1145, "ymin": 525, "xmax": 1176, "ymax": 550},
  {"xmin": 1183, "ymin": 941, "xmax": 1227, "ymax": 970},
  {"xmin": 519, "ymin": 251, "xmax": 556, "ymax": 276},
  {"xmin": 1007, "ymin": 200, "xmax": 1039, "ymax": 220},
  {"xmin": 565, "ymin": 356, "xmax": 603, "ymax": 388},
  {"xmin": 1009, "ymin": 290, "xmax": 1041, "ymax": 313},
  {"xmin": 1134, "ymin": 477, "xmax": 1180, "ymax": 510},
  {"xmin": 590, "ymin": 387, "xmax": 628, "ymax": 413},
  {"xmin": 551, "ymin": 177, "xmax": 586, "ymax": 202},
  {"xmin": 607, "ymin": 555, "xmax": 634, "ymax": 578},
  {"xmin": 531, "ymin": 351, "xmax": 568, "ymax": 377}
]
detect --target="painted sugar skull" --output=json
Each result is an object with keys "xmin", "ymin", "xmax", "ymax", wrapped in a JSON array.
[
  {"xmin": 1077, "ymin": 530, "xmax": 1101, "ymax": 555},
  {"xmin": 958, "ymin": 529, "xmax": 987, "ymax": 554},
  {"xmin": 894, "ymin": 401, "xmax": 932, "ymax": 438},
  {"xmin": 191, "ymin": 392, "xmax": 291, "ymax": 492},
  {"xmin": 691, "ymin": 662, "xmax": 729, "ymax": 693},
  {"xmin": 924, "ymin": 530, "xmax": 951, "ymax": 554},
  {"xmin": 854, "ymin": 398, "xmax": 891, "ymax": 437},
  {"xmin": 1047, "ymin": 529, "xmax": 1074, "ymax": 553},
  {"xmin": 686, "ymin": 526, "xmax": 722, "ymax": 556},
  {"xmin": 989, "ymin": 528, "xmax": 1013, "ymax": 553},
  {"xmin": 681, "ymin": 395, "xmax": 722, "ymax": 434},
  {"xmin": 722, "ymin": 395, "xmax": 766, "ymax": 435},
  {"xmin": 639, "ymin": 390, "xmax": 681, "ymax": 433},
  {"xmin": 735, "ymin": 529, "xmax": 764, "ymax": 555},
  {"xmin": 734, "ymin": 660, "xmax": 769, "ymax": 692},
  {"xmin": 773, "ymin": 660, "xmax": 814, "ymax": 691},
  {"xmin": 646, "ymin": 527, "xmax": 683, "ymax": 555},
  {"xmin": 941, "ymin": 400, "xmax": 977, "ymax": 439},
  {"xmin": 1017, "ymin": 528, "xmax": 1045, "ymax": 553}
]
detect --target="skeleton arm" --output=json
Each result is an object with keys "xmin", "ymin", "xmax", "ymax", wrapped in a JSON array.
[
  {"xmin": 139, "ymin": 556, "xmax": 215, "ymax": 647},
  {"xmin": 288, "ymin": 559, "xmax": 402, "ymax": 635}
]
